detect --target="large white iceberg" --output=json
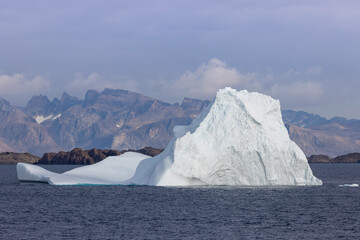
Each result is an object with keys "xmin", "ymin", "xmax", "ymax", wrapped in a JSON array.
[{"xmin": 17, "ymin": 87, "xmax": 322, "ymax": 186}]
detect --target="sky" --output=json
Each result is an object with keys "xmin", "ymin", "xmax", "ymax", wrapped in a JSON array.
[{"xmin": 0, "ymin": 0, "xmax": 360, "ymax": 119}]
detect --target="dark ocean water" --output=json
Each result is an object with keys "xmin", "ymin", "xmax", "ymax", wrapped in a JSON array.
[{"xmin": 0, "ymin": 164, "xmax": 360, "ymax": 239}]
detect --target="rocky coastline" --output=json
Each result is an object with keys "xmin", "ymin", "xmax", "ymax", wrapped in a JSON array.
[
  {"xmin": 1, "ymin": 148, "xmax": 359, "ymax": 164},
  {"xmin": 0, "ymin": 152, "xmax": 40, "ymax": 164},
  {"xmin": 0, "ymin": 147, "xmax": 163, "ymax": 165},
  {"xmin": 307, "ymin": 153, "xmax": 360, "ymax": 163}
]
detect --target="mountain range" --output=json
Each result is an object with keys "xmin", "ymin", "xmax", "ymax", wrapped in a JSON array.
[{"xmin": 0, "ymin": 89, "xmax": 359, "ymax": 157}]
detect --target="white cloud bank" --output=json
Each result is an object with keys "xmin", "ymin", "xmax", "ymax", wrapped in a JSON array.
[
  {"xmin": 66, "ymin": 72, "xmax": 139, "ymax": 96},
  {"xmin": 0, "ymin": 60, "xmax": 325, "ymax": 113},
  {"xmin": 0, "ymin": 72, "xmax": 51, "ymax": 105},
  {"xmin": 170, "ymin": 59, "xmax": 324, "ymax": 108},
  {"xmin": 269, "ymin": 81, "xmax": 323, "ymax": 107},
  {"xmin": 173, "ymin": 59, "xmax": 259, "ymax": 97},
  {"xmin": 0, "ymin": 72, "xmax": 50, "ymax": 95}
]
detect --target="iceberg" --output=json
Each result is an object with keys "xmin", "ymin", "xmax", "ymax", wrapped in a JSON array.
[
  {"xmin": 17, "ymin": 152, "xmax": 149, "ymax": 185},
  {"xmin": 339, "ymin": 183, "xmax": 359, "ymax": 187},
  {"xmin": 17, "ymin": 87, "xmax": 322, "ymax": 186}
]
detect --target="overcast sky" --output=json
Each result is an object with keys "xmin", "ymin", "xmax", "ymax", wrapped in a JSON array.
[{"xmin": 1, "ymin": 0, "xmax": 360, "ymax": 118}]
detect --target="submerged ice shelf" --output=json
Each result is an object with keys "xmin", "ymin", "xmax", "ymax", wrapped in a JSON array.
[{"xmin": 17, "ymin": 87, "xmax": 322, "ymax": 186}]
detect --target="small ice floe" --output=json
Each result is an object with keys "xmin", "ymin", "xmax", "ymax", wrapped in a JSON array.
[{"xmin": 339, "ymin": 183, "xmax": 359, "ymax": 187}]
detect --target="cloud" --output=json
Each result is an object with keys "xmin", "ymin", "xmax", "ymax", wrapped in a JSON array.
[
  {"xmin": 66, "ymin": 72, "xmax": 139, "ymax": 97},
  {"xmin": 0, "ymin": 72, "xmax": 51, "ymax": 105},
  {"xmin": 306, "ymin": 66, "xmax": 322, "ymax": 75},
  {"xmin": 0, "ymin": 72, "xmax": 50, "ymax": 95},
  {"xmin": 0, "ymin": 60, "xmax": 325, "ymax": 115},
  {"xmin": 269, "ymin": 81, "xmax": 323, "ymax": 107},
  {"xmin": 168, "ymin": 59, "xmax": 324, "ymax": 109},
  {"xmin": 172, "ymin": 58, "xmax": 260, "ymax": 99},
  {"xmin": 259, "ymin": 67, "xmax": 325, "ymax": 107}
]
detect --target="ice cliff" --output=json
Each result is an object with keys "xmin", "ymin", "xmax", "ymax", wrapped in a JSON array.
[{"xmin": 17, "ymin": 87, "xmax": 322, "ymax": 186}]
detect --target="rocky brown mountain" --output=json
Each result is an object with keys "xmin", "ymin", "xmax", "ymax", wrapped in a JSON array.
[
  {"xmin": 0, "ymin": 90, "xmax": 209, "ymax": 156},
  {"xmin": 307, "ymin": 154, "xmax": 332, "ymax": 163},
  {"xmin": 28, "ymin": 89, "xmax": 208, "ymax": 153},
  {"xmin": 26, "ymin": 92, "xmax": 82, "ymax": 118},
  {"xmin": 0, "ymin": 97, "xmax": 61, "ymax": 156},
  {"xmin": 25, "ymin": 95, "xmax": 53, "ymax": 117},
  {"xmin": 285, "ymin": 124, "xmax": 360, "ymax": 157},
  {"xmin": 181, "ymin": 97, "xmax": 211, "ymax": 119},
  {"xmin": 282, "ymin": 110, "xmax": 328, "ymax": 128},
  {"xmin": 0, "ymin": 152, "xmax": 40, "ymax": 164},
  {"xmin": 129, "ymin": 146, "xmax": 164, "ymax": 157},
  {"xmin": 333, "ymin": 153, "xmax": 360, "ymax": 163},
  {"xmin": 283, "ymin": 109, "xmax": 360, "ymax": 157},
  {"xmin": 38, "ymin": 148, "xmax": 122, "ymax": 165},
  {"xmin": 308, "ymin": 153, "xmax": 360, "ymax": 163},
  {"xmin": 37, "ymin": 147, "xmax": 163, "ymax": 165}
]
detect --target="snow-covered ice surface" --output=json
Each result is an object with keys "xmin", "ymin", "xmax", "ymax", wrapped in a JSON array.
[
  {"xmin": 17, "ymin": 152, "xmax": 149, "ymax": 185},
  {"xmin": 339, "ymin": 183, "xmax": 359, "ymax": 187},
  {"xmin": 17, "ymin": 87, "xmax": 322, "ymax": 186}
]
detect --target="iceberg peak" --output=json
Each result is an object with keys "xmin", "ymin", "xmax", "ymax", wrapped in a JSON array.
[{"xmin": 130, "ymin": 87, "xmax": 321, "ymax": 186}]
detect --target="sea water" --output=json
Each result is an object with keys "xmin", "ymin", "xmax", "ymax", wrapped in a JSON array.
[{"xmin": 0, "ymin": 164, "xmax": 359, "ymax": 239}]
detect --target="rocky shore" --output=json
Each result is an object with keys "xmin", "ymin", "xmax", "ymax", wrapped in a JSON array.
[
  {"xmin": 37, "ymin": 147, "xmax": 164, "ymax": 165},
  {"xmin": 2, "ymin": 148, "xmax": 360, "ymax": 164},
  {"xmin": 0, "ymin": 147, "xmax": 163, "ymax": 164},
  {"xmin": 308, "ymin": 153, "xmax": 360, "ymax": 163},
  {"xmin": 0, "ymin": 152, "xmax": 40, "ymax": 164}
]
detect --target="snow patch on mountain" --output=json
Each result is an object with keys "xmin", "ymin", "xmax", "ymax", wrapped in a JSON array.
[
  {"xmin": 53, "ymin": 114, "xmax": 61, "ymax": 120},
  {"xmin": 34, "ymin": 115, "xmax": 53, "ymax": 124},
  {"xmin": 34, "ymin": 114, "xmax": 61, "ymax": 124}
]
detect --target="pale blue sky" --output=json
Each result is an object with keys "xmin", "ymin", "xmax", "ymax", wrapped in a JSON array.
[{"xmin": 0, "ymin": 0, "xmax": 359, "ymax": 118}]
